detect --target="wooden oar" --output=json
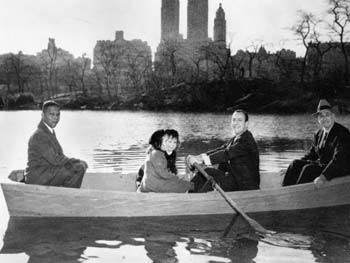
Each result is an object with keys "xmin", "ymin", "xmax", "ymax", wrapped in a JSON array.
[{"xmin": 193, "ymin": 163, "xmax": 273, "ymax": 236}]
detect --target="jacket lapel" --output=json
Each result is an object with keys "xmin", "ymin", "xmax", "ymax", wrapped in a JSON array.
[{"xmin": 38, "ymin": 121, "xmax": 63, "ymax": 154}]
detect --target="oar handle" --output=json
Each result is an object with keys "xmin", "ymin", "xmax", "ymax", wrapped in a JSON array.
[
  {"xmin": 193, "ymin": 162, "xmax": 270, "ymax": 235},
  {"xmin": 193, "ymin": 163, "xmax": 246, "ymax": 214}
]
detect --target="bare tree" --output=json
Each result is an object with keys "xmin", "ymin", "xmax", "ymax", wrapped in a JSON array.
[
  {"xmin": 37, "ymin": 39, "xmax": 58, "ymax": 97},
  {"xmin": 308, "ymin": 22, "xmax": 333, "ymax": 82},
  {"xmin": 0, "ymin": 55, "xmax": 14, "ymax": 95},
  {"xmin": 91, "ymin": 68, "xmax": 105, "ymax": 97},
  {"xmin": 231, "ymin": 50, "xmax": 246, "ymax": 78},
  {"xmin": 201, "ymin": 43, "xmax": 231, "ymax": 80},
  {"xmin": 59, "ymin": 58, "xmax": 77, "ymax": 94},
  {"xmin": 274, "ymin": 49, "xmax": 297, "ymax": 81},
  {"xmin": 256, "ymin": 45, "xmax": 269, "ymax": 78},
  {"xmin": 124, "ymin": 45, "xmax": 152, "ymax": 95},
  {"xmin": 186, "ymin": 47, "xmax": 207, "ymax": 83},
  {"xmin": 156, "ymin": 39, "xmax": 183, "ymax": 85},
  {"xmin": 292, "ymin": 10, "xmax": 316, "ymax": 84},
  {"xmin": 76, "ymin": 54, "xmax": 90, "ymax": 96},
  {"xmin": 46, "ymin": 38, "xmax": 58, "ymax": 96},
  {"xmin": 94, "ymin": 41, "xmax": 126, "ymax": 99},
  {"xmin": 327, "ymin": 0, "xmax": 350, "ymax": 83},
  {"xmin": 10, "ymin": 52, "xmax": 24, "ymax": 93},
  {"xmin": 245, "ymin": 43, "xmax": 259, "ymax": 78},
  {"xmin": 6, "ymin": 52, "xmax": 41, "ymax": 94}
]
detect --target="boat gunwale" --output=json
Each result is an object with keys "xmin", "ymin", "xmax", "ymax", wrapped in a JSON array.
[
  {"xmin": 2, "ymin": 174, "xmax": 350, "ymax": 217},
  {"xmin": 1, "ymin": 174, "xmax": 350, "ymax": 198}
]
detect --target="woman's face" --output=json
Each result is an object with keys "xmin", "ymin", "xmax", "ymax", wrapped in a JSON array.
[{"xmin": 161, "ymin": 135, "xmax": 178, "ymax": 154}]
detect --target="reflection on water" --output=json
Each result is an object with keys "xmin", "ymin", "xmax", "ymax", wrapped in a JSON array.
[
  {"xmin": 1, "ymin": 216, "xmax": 350, "ymax": 263},
  {"xmin": 0, "ymin": 217, "xmax": 257, "ymax": 263},
  {"xmin": 1, "ymin": 111, "xmax": 350, "ymax": 262}
]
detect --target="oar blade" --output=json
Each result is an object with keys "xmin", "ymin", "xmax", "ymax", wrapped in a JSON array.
[
  {"xmin": 192, "ymin": 163, "xmax": 272, "ymax": 235},
  {"xmin": 261, "ymin": 232, "xmax": 313, "ymax": 248},
  {"xmin": 246, "ymin": 217, "xmax": 273, "ymax": 235}
]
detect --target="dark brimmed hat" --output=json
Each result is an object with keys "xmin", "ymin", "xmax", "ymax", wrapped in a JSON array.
[{"xmin": 313, "ymin": 99, "xmax": 332, "ymax": 115}]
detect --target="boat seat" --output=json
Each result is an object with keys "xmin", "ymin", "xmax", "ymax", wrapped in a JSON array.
[
  {"xmin": 81, "ymin": 172, "xmax": 137, "ymax": 192},
  {"xmin": 7, "ymin": 170, "xmax": 137, "ymax": 192}
]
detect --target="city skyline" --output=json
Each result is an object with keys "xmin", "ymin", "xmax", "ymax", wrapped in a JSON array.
[{"xmin": 1, "ymin": 0, "xmax": 329, "ymax": 59}]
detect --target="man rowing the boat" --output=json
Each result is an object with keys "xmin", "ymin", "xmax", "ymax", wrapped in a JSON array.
[
  {"xmin": 187, "ymin": 109, "xmax": 260, "ymax": 192},
  {"xmin": 25, "ymin": 100, "xmax": 88, "ymax": 188},
  {"xmin": 283, "ymin": 99, "xmax": 350, "ymax": 188}
]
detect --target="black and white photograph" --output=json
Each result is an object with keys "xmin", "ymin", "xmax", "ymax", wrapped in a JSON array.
[{"xmin": 0, "ymin": 0, "xmax": 350, "ymax": 262}]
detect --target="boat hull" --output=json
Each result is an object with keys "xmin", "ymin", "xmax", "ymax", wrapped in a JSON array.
[
  {"xmin": 1, "ymin": 204, "xmax": 350, "ymax": 238},
  {"xmin": 2, "ymin": 174, "xmax": 350, "ymax": 218}
]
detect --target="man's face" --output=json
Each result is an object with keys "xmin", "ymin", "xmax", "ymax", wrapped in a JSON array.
[
  {"xmin": 231, "ymin": 111, "xmax": 248, "ymax": 136},
  {"xmin": 42, "ymin": 106, "xmax": 60, "ymax": 128},
  {"xmin": 317, "ymin": 109, "xmax": 335, "ymax": 130}
]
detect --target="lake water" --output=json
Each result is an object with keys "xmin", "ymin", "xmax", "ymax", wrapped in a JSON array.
[{"xmin": 0, "ymin": 110, "xmax": 350, "ymax": 262}]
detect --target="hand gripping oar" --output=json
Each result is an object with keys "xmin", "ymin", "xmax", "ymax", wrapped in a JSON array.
[{"xmin": 193, "ymin": 163, "xmax": 273, "ymax": 236}]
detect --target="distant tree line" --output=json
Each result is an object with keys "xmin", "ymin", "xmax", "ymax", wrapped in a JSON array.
[{"xmin": 0, "ymin": 0, "xmax": 349, "ymax": 111}]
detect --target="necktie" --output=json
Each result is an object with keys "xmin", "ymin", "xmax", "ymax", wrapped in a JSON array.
[
  {"xmin": 52, "ymin": 129, "xmax": 56, "ymax": 137},
  {"xmin": 321, "ymin": 131, "xmax": 328, "ymax": 148}
]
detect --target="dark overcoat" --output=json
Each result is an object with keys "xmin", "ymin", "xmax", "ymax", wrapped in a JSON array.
[
  {"xmin": 140, "ymin": 149, "xmax": 192, "ymax": 193},
  {"xmin": 302, "ymin": 122, "xmax": 350, "ymax": 180},
  {"xmin": 207, "ymin": 130, "xmax": 260, "ymax": 190},
  {"xmin": 25, "ymin": 121, "xmax": 77, "ymax": 185}
]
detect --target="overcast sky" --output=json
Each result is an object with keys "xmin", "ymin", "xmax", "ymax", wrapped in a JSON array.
[{"xmin": 1, "ymin": 0, "xmax": 330, "ymax": 59}]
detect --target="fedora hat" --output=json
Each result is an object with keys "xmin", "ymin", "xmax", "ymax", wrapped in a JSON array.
[{"xmin": 313, "ymin": 99, "xmax": 332, "ymax": 115}]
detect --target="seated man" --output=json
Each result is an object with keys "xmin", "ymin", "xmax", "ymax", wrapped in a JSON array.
[
  {"xmin": 283, "ymin": 99, "xmax": 350, "ymax": 188},
  {"xmin": 187, "ymin": 109, "xmax": 260, "ymax": 192},
  {"xmin": 25, "ymin": 100, "xmax": 88, "ymax": 188}
]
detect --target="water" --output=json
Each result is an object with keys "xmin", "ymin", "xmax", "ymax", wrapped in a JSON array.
[{"xmin": 0, "ymin": 110, "xmax": 350, "ymax": 262}]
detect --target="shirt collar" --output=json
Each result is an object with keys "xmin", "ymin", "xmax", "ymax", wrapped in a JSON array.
[
  {"xmin": 323, "ymin": 123, "xmax": 334, "ymax": 133},
  {"xmin": 234, "ymin": 130, "xmax": 247, "ymax": 140},
  {"xmin": 43, "ymin": 121, "xmax": 54, "ymax": 134}
]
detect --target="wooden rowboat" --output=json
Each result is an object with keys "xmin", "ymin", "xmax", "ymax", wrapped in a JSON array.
[{"xmin": 1, "ymin": 171, "xmax": 350, "ymax": 219}]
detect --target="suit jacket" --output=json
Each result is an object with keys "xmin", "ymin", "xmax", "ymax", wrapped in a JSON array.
[
  {"xmin": 303, "ymin": 122, "xmax": 350, "ymax": 180},
  {"xmin": 207, "ymin": 130, "xmax": 260, "ymax": 190},
  {"xmin": 26, "ymin": 120, "xmax": 75, "ymax": 184}
]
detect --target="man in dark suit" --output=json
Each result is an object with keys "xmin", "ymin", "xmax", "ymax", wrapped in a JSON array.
[
  {"xmin": 25, "ymin": 100, "xmax": 88, "ymax": 188},
  {"xmin": 283, "ymin": 99, "xmax": 350, "ymax": 188},
  {"xmin": 187, "ymin": 109, "xmax": 260, "ymax": 192}
]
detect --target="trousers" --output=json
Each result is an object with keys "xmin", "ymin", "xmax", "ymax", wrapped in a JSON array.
[
  {"xmin": 26, "ymin": 161, "xmax": 86, "ymax": 188},
  {"xmin": 282, "ymin": 159, "xmax": 324, "ymax": 186},
  {"xmin": 190, "ymin": 167, "xmax": 238, "ymax": 192}
]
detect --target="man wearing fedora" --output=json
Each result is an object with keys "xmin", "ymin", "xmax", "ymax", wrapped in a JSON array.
[{"xmin": 283, "ymin": 99, "xmax": 350, "ymax": 188}]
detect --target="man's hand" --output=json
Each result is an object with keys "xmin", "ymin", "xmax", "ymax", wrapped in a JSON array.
[
  {"xmin": 81, "ymin": 160, "xmax": 88, "ymax": 170},
  {"xmin": 72, "ymin": 160, "xmax": 88, "ymax": 172},
  {"xmin": 187, "ymin": 155, "xmax": 203, "ymax": 166},
  {"xmin": 314, "ymin": 174, "xmax": 327, "ymax": 189}
]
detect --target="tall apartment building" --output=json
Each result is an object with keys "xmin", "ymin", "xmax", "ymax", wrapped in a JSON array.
[
  {"xmin": 93, "ymin": 31, "xmax": 152, "ymax": 97},
  {"xmin": 214, "ymin": 3, "xmax": 226, "ymax": 45},
  {"xmin": 161, "ymin": 0, "xmax": 180, "ymax": 40},
  {"xmin": 187, "ymin": 0, "xmax": 208, "ymax": 41}
]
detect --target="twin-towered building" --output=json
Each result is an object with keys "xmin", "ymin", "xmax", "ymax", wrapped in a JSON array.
[
  {"xmin": 187, "ymin": 0, "xmax": 209, "ymax": 41},
  {"xmin": 161, "ymin": 0, "xmax": 226, "ymax": 44},
  {"xmin": 161, "ymin": 0, "xmax": 180, "ymax": 41},
  {"xmin": 92, "ymin": 1, "xmax": 228, "ymax": 97},
  {"xmin": 156, "ymin": 1, "xmax": 228, "ymax": 82}
]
